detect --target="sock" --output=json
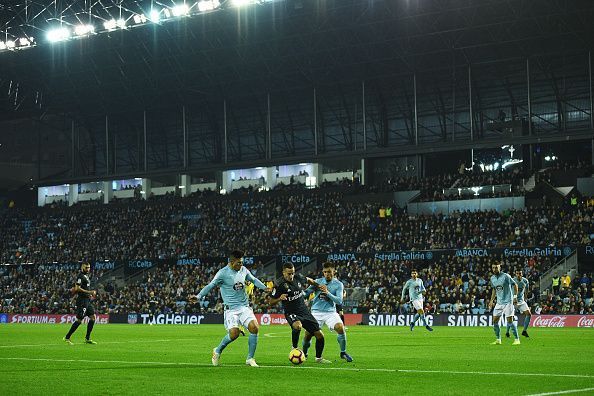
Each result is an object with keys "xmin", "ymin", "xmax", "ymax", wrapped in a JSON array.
[
  {"xmin": 302, "ymin": 338, "xmax": 311, "ymax": 356},
  {"xmin": 85, "ymin": 320, "xmax": 95, "ymax": 340},
  {"xmin": 247, "ymin": 334, "xmax": 258, "ymax": 359},
  {"xmin": 337, "ymin": 333, "xmax": 346, "ymax": 353},
  {"xmin": 215, "ymin": 334, "xmax": 234, "ymax": 354},
  {"xmin": 420, "ymin": 314, "xmax": 427, "ymax": 326},
  {"xmin": 315, "ymin": 337, "xmax": 325, "ymax": 359},
  {"xmin": 65, "ymin": 321, "xmax": 80, "ymax": 339},
  {"xmin": 523, "ymin": 316, "xmax": 530, "ymax": 331},
  {"xmin": 291, "ymin": 329, "xmax": 300, "ymax": 349},
  {"xmin": 413, "ymin": 313, "xmax": 420, "ymax": 324},
  {"xmin": 493, "ymin": 323, "xmax": 501, "ymax": 339},
  {"xmin": 510, "ymin": 322, "xmax": 519, "ymax": 339}
]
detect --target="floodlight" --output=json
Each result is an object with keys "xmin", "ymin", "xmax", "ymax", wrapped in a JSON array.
[
  {"xmin": 74, "ymin": 24, "xmax": 95, "ymax": 36},
  {"xmin": 198, "ymin": 0, "xmax": 220, "ymax": 11},
  {"xmin": 172, "ymin": 4, "xmax": 190, "ymax": 16},
  {"xmin": 149, "ymin": 9, "xmax": 161, "ymax": 22},
  {"xmin": 47, "ymin": 27, "xmax": 70, "ymax": 42},
  {"xmin": 104, "ymin": 19, "xmax": 117, "ymax": 30},
  {"xmin": 232, "ymin": 0, "xmax": 253, "ymax": 7}
]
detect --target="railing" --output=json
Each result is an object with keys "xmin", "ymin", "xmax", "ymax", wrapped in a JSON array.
[
  {"xmin": 443, "ymin": 184, "xmax": 512, "ymax": 198},
  {"xmin": 539, "ymin": 250, "xmax": 578, "ymax": 293}
]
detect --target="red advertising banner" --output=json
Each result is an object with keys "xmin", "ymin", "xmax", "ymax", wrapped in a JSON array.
[
  {"xmin": 255, "ymin": 313, "xmax": 362, "ymax": 326},
  {"xmin": 530, "ymin": 315, "xmax": 594, "ymax": 328},
  {"xmin": 6, "ymin": 314, "xmax": 109, "ymax": 324}
]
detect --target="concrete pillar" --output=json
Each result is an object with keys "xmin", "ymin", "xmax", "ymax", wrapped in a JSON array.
[
  {"xmin": 312, "ymin": 163, "xmax": 322, "ymax": 187},
  {"xmin": 180, "ymin": 174, "xmax": 191, "ymax": 197},
  {"xmin": 221, "ymin": 170, "xmax": 233, "ymax": 193},
  {"xmin": 360, "ymin": 158, "xmax": 366, "ymax": 186},
  {"xmin": 68, "ymin": 184, "xmax": 78, "ymax": 206},
  {"xmin": 266, "ymin": 167, "xmax": 277, "ymax": 190},
  {"xmin": 102, "ymin": 181, "xmax": 113, "ymax": 204},
  {"xmin": 142, "ymin": 178, "xmax": 151, "ymax": 200}
]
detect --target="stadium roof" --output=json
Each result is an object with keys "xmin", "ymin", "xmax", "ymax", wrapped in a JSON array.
[{"xmin": 1, "ymin": 0, "xmax": 593, "ymax": 120}]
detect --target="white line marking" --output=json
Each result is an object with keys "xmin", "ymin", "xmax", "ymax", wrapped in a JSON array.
[
  {"xmin": 526, "ymin": 387, "xmax": 594, "ymax": 396},
  {"xmin": 0, "ymin": 339, "xmax": 195, "ymax": 348},
  {"xmin": 1, "ymin": 357, "xmax": 593, "ymax": 379}
]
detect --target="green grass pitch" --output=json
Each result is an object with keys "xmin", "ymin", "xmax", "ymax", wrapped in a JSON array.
[{"xmin": 1, "ymin": 325, "xmax": 593, "ymax": 395}]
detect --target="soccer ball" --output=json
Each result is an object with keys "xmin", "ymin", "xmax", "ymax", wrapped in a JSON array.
[{"xmin": 288, "ymin": 348, "xmax": 305, "ymax": 365}]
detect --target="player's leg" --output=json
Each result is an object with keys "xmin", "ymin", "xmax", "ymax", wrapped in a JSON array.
[
  {"xmin": 212, "ymin": 311, "xmax": 240, "ymax": 365},
  {"xmin": 302, "ymin": 330, "xmax": 313, "ymax": 358},
  {"xmin": 291, "ymin": 321, "xmax": 302, "ymax": 349},
  {"xmin": 336, "ymin": 305, "xmax": 346, "ymax": 328},
  {"xmin": 65, "ymin": 304, "xmax": 85, "ymax": 343},
  {"xmin": 242, "ymin": 307, "xmax": 260, "ymax": 366},
  {"xmin": 302, "ymin": 315, "xmax": 329, "ymax": 363},
  {"xmin": 84, "ymin": 304, "xmax": 97, "ymax": 344},
  {"xmin": 506, "ymin": 305, "xmax": 520, "ymax": 344},
  {"xmin": 330, "ymin": 314, "xmax": 352, "ymax": 362},
  {"xmin": 491, "ymin": 308, "xmax": 502, "ymax": 344},
  {"xmin": 520, "ymin": 305, "xmax": 531, "ymax": 337},
  {"xmin": 312, "ymin": 330, "xmax": 330, "ymax": 363},
  {"xmin": 416, "ymin": 307, "xmax": 433, "ymax": 331}
]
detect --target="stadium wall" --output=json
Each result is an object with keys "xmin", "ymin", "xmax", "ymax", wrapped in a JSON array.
[{"xmin": 2, "ymin": 314, "xmax": 592, "ymax": 328}]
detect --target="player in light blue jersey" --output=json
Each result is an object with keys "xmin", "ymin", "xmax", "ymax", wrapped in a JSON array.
[
  {"xmin": 505, "ymin": 268, "xmax": 532, "ymax": 338},
  {"xmin": 401, "ymin": 269, "xmax": 433, "ymax": 332},
  {"xmin": 489, "ymin": 262, "xmax": 520, "ymax": 345},
  {"xmin": 304, "ymin": 262, "xmax": 353, "ymax": 362},
  {"xmin": 191, "ymin": 250, "xmax": 269, "ymax": 367}
]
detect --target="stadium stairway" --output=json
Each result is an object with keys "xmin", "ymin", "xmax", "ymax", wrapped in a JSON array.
[{"xmin": 538, "ymin": 250, "xmax": 578, "ymax": 295}]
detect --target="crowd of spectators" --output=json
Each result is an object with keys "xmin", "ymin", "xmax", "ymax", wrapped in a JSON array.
[
  {"xmin": 2, "ymin": 254, "xmax": 592, "ymax": 316},
  {"xmin": 1, "ymin": 169, "xmax": 592, "ymax": 317},
  {"xmin": 1, "ymin": 189, "xmax": 591, "ymax": 265}
]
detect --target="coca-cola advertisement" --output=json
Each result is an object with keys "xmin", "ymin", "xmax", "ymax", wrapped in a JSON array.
[
  {"xmin": 6, "ymin": 314, "xmax": 109, "ymax": 324},
  {"xmin": 530, "ymin": 315, "xmax": 594, "ymax": 328}
]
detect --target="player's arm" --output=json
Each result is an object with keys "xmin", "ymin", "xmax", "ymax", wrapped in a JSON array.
[
  {"xmin": 323, "ymin": 283, "xmax": 343, "ymax": 305},
  {"xmin": 267, "ymin": 285, "xmax": 287, "ymax": 306},
  {"xmin": 305, "ymin": 277, "xmax": 319, "ymax": 287},
  {"xmin": 400, "ymin": 281, "xmax": 409, "ymax": 302},
  {"xmin": 508, "ymin": 274, "xmax": 518, "ymax": 303},
  {"xmin": 193, "ymin": 273, "xmax": 223, "ymax": 300},
  {"xmin": 73, "ymin": 280, "xmax": 96, "ymax": 297},
  {"xmin": 303, "ymin": 284, "xmax": 315, "ymax": 299},
  {"xmin": 489, "ymin": 288, "xmax": 496, "ymax": 309},
  {"xmin": 246, "ymin": 270, "xmax": 270, "ymax": 292}
]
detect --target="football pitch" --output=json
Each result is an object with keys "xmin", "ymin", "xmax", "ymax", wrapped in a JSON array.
[{"xmin": 1, "ymin": 325, "xmax": 593, "ymax": 395}]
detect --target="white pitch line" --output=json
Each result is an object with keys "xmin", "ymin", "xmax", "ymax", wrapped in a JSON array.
[
  {"xmin": 526, "ymin": 387, "xmax": 594, "ymax": 396},
  {"xmin": 1, "ymin": 357, "xmax": 593, "ymax": 379},
  {"xmin": 0, "ymin": 339, "xmax": 196, "ymax": 348}
]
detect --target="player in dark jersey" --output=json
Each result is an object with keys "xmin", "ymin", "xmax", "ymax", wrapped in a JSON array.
[
  {"xmin": 148, "ymin": 291, "xmax": 159, "ymax": 325},
  {"xmin": 64, "ymin": 262, "xmax": 97, "ymax": 344},
  {"xmin": 268, "ymin": 263, "xmax": 331, "ymax": 363}
]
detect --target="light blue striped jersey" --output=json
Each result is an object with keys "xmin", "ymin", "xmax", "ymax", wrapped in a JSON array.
[
  {"xmin": 307, "ymin": 278, "xmax": 344, "ymax": 312},
  {"xmin": 401, "ymin": 278, "xmax": 425, "ymax": 301},
  {"xmin": 513, "ymin": 277, "xmax": 529, "ymax": 303},
  {"xmin": 198, "ymin": 265, "xmax": 266, "ymax": 309},
  {"xmin": 490, "ymin": 272, "xmax": 515, "ymax": 304}
]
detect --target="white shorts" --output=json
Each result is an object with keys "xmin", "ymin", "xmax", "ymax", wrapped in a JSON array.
[
  {"xmin": 515, "ymin": 301, "xmax": 529, "ymax": 313},
  {"xmin": 411, "ymin": 298, "xmax": 424, "ymax": 311},
  {"xmin": 493, "ymin": 303, "xmax": 514, "ymax": 318},
  {"xmin": 224, "ymin": 306, "xmax": 256, "ymax": 331},
  {"xmin": 311, "ymin": 311, "xmax": 343, "ymax": 331}
]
